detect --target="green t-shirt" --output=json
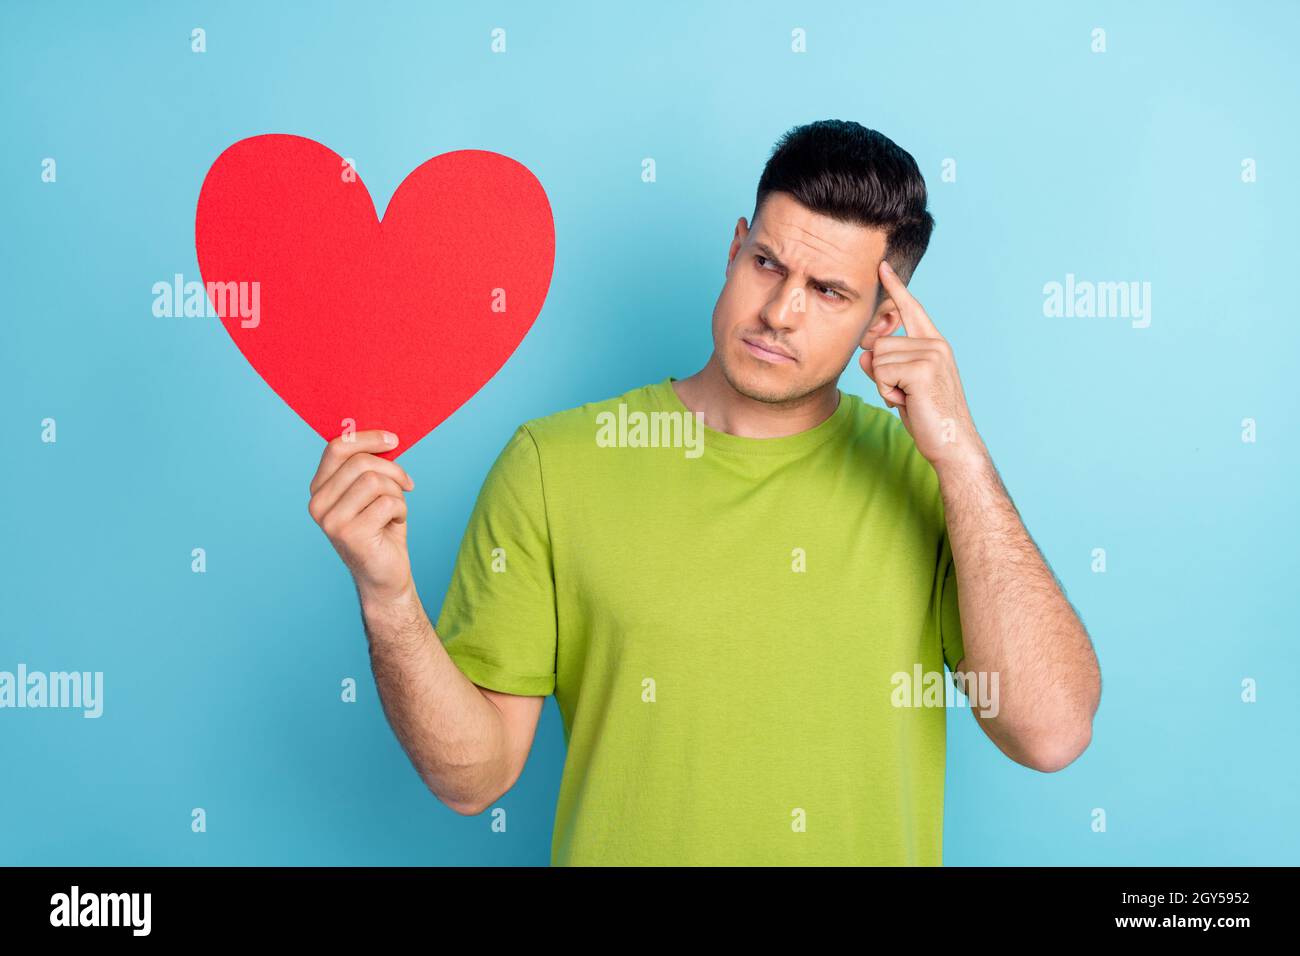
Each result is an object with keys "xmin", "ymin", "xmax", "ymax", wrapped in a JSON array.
[{"xmin": 435, "ymin": 376, "xmax": 965, "ymax": 865}]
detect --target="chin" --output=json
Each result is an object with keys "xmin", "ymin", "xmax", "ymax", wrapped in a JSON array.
[{"xmin": 720, "ymin": 349, "xmax": 804, "ymax": 404}]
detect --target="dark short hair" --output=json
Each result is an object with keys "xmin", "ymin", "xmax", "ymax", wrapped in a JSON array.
[{"xmin": 752, "ymin": 120, "xmax": 934, "ymax": 297}]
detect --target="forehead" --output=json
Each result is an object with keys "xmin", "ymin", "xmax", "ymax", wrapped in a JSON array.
[{"xmin": 753, "ymin": 191, "xmax": 888, "ymax": 270}]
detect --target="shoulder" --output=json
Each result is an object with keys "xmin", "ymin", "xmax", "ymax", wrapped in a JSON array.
[
  {"xmin": 516, "ymin": 380, "xmax": 661, "ymax": 451},
  {"xmin": 841, "ymin": 390, "xmax": 923, "ymax": 464},
  {"xmin": 842, "ymin": 390, "xmax": 945, "ymax": 522}
]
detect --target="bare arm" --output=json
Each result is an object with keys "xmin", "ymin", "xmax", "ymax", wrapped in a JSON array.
[
  {"xmin": 307, "ymin": 429, "xmax": 543, "ymax": 814},
  {"xmin": 865, "ymin": 260, "xmax": 1101, "ymax": 774},
  {"xmin": 360, "ymin": 584, "xmax": 543, "ymax": 814},
  {"xmin": 936, "ymin": 449, "xmax": 1101, "ymax": 773}
]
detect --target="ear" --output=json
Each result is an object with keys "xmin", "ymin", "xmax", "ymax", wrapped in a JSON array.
[
  {"xmin": 726, "ymin": 216, "xmax": 749, "ymax": 273},
  {"xmin": 859, "ymin": 295, "xmax": 904, "ymax": 350}
]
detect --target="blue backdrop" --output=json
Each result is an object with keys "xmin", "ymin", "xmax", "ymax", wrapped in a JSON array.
[{"xmin": 2, "ymin": 0, "xmax": 1296, "ymax": 865}]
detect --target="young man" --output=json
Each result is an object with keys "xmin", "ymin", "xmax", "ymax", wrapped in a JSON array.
[{"xmin": 308, "ymin": 120, "xmax": 1101, "ymax": 866}]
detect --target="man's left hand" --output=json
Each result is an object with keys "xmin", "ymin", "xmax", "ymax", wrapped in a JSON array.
[{"xmin": 859, "ymin": 260, "xmax": 986, "ymax": 470}]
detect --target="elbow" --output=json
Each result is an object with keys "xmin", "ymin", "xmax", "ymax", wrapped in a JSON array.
[
  {"xmin": 443, "ymin": 796, "xmax": 489, "ymax": 816},
  {"xmin": 435, "ymin": 784, "xmax": 494, "ymax": 816},
  {"xmin": 421, "ymin": 770, "xmax": 496, "ymax": 817},
  {"xmin": 1024, "ymin": 722, "xmax": 1093, "ymax": 774},
  {"xmin": 420, "ymin": 732, "xmax": 519, "ymax": 817}
]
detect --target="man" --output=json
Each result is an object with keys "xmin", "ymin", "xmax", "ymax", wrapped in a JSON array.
[{"xmin": 308, "ymin": 119, "xmax": 1101, "ymax": 866}]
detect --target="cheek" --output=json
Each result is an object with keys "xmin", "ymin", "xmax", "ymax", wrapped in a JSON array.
[
  {"xmin": 803, "ymin": 315, "xmax": 863, "ymax": 366},
  {"xmin": 720, "ymin": 272, "xmax": 749, "ymax": 307},
  {"xmin": 713, "ymin": 279, "xmax": 750, "ymax": 329}
]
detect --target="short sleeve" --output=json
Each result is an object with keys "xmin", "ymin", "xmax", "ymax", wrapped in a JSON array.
[
  {"xmin": 939, "ymin": 530, "xmax": 965, "ymax": 674},
  {"xmin": 435, "ymin": 425, "xmax": 557, "ymax": 696}
]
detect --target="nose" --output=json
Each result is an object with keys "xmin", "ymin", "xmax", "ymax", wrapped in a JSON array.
[{"xmin": 760, "ymin": 277, "xmax": 806, "ymax": 332}]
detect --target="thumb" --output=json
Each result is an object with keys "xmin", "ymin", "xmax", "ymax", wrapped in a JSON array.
[
  {"xmin": 859, "ymin": 346, "xmax": 875, "ymax": 381},
  {"xmin": 860, "ymin": 348, "xmax": 905, "ymax": 408}
]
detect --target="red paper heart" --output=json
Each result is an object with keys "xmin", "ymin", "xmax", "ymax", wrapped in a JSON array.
[{"xmin": 195, "ymin": 134, "xmax": 555, "ymax": 459}]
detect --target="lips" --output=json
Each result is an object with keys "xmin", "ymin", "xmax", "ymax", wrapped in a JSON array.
[{"xmin": 742, "ymin": 336, "xmax": 796, "ymax": 363}]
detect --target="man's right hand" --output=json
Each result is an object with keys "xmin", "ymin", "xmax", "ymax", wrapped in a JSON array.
[{"xmin": 308, "ymin": 429, "xmax": 417, "ymax": 604}]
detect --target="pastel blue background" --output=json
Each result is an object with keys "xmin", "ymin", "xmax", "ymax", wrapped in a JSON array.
[{"xmin": 2, "ymin": 0, "xmax": 1296, "ymax": 866}]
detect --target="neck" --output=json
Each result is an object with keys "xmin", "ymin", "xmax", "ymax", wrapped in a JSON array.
[{"xmin": 671, "ymin": 354, "xmax": 840, "ymax": 439}]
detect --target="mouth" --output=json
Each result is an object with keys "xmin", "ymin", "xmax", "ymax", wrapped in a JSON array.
[{"xmin": 741, "ymin": 336, "xmax": 796, "ymax": 365}]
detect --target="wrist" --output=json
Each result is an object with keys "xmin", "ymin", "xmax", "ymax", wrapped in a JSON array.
[
  {"xmin": 932, "ymin": 440, "xmax": 993, "ymax": 484},
  {"xmin": 358, "ymin": 577, "xmax": 420, "ymax": 619}
]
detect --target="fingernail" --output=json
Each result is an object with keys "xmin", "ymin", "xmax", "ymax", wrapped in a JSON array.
[
  {"xmin": 383, "ymin": 431, "xmax": 397, "ymax": 446},
  {"xmin": 881, "ymin": 260, "xmax": 894, "ymax": 275}
]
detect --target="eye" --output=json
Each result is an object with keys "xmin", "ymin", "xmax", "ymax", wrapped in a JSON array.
[{"xmin": 755, "ymin": 255, "xmax": 843, "ymax": 302}]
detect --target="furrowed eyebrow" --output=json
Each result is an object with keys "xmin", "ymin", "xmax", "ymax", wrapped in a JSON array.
[{"xmin": 752, "ymin": 242, "xmax": 860, "ymax": 300}]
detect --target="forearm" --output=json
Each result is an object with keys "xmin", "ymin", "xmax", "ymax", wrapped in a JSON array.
[
  {"xmin": 935, "ymin": 445, "xmax": 1100, "ymax": 771},
  {"xmin": 359, "ymin": 583, "xmax": 512, "ymax": 813}
]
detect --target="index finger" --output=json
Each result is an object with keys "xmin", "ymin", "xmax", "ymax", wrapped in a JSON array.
[
  {"xmin": 878, "ymin": 260, "xmax": 941, "ymax": 339},
  {"xmin": 310, "ymin": 429, "xmax": 399, "ymax": 494}
]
